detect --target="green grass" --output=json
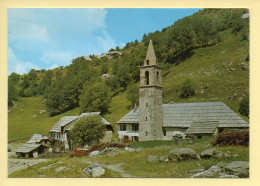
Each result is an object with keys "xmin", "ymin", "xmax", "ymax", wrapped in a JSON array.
[
  {"xmin": 9, "ymin": 137, "xmax": 249, "ymax": 178},
  {"xmin": 8, "ymin": 96, "xmax": 80, "ymax": 142}
]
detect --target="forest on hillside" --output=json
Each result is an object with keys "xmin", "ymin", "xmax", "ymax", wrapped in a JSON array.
[{"xmin": 8, "ymin": 8, "xmax": 249, "ymax": 117}]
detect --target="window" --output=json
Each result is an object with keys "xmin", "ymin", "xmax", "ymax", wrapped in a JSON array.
[
  {"xmin": 163, "ymin": 129, "xmax": 166, "ymax": 136},
  {"xmin": 145, "ymin": 71, "xmax": 149, "ymax": 85},
  {"xmin": 146, "ymin": 60, "xmax": 149, "ymax": 65},
  {"xmin": 146, "ymin": 103, "xmax": 148, "ymax": 107},
  {"xmin": 157, "ymin": 71, "xmax": 159, "ymax": 81},
  {"xmin": 146, "ymin": 131, "xmax": 148, "ymax": 136},
  {"xmin": 145, "ymin": 117, "xmax": 148, "ymax": 121},
  {"xmin": 132, "ymin": 124, "xmax": 139, "ymax": 131},
  {"xmin": 120, "ymin": 125, "xmax": 126, "ymax": 131},
  {"xmin": 156, "ymin": 60, "xmax": 158, "ymax": 64}
]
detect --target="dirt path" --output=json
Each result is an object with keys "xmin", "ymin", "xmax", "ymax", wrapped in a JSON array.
[
  {"xmin": 82, "ymin": 160, "xmax": 133, "ymax": 178},
  {"xmin": 8, "ymin": 158, "xmax": 50, "ymax": 175}
]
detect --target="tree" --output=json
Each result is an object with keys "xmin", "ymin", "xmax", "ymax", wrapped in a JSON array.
[
  {"xmin": 101, "ymin": 63, "xmax": 109, "ymax": 75},
  {"xmin": 126, "ymin": 83, "xmax": 139, "ymax": 108},
  {"xmin": 239, "ymin": 94, "xmax": 249, "ymax": 117},
  {"xmin": 79, "ymin": 82, "xmax": 111, "ymax": 115},
  {"xmin": 68, "ymin": 114, "xmax": 106, "ymax": 147},
  {"xmin": 8, "ymin": 80, "xmax": 17, "ymax": 107},
  {"xmin": 180, "ymin": 79, "xmax": 195, "ymax": 98}
]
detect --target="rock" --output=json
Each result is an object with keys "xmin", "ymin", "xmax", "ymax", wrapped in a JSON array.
[
  {"xmin": 233, "ymin": 154, "xmax": 239, "ymax": 158},
  {"xmin": 158, "ymin": 156, "xmax": 169, "ymax": 162},
  {"xmin": 191, "ymin": 166, "xmax": 222, "ymax": 178},
  {"xmin": 229, "ymin": 68, "xmax": 235, "ymax": 72},
  {"xmin": 219, "ymin": 173, "xmax": 239, "ymax": 178},
  {"xmin": 200, "ymin": 148, "xmax": 219, "ymax": 159},
  {"xmin": 89, "ymin": 151, "xmax": 100, "ymax": 158},
  {"xmin": 32, "ymin": 114, "xmax": 37, "ymax": 117},
  {"xmin": 39, "ymin": 166, "xmax": 49, "ymax": 171},
  {"xmin": 84, "ymin": 165, "xmax": 105, "ymax": 178},
  {"xmin": 168, "ymin": 148, "xmax": 198, "ymax": 161},
  {"xmin": 39, "ymin": 110, "xmax": 46, "ymax": 114},
  {"xmin": 38, "ymin": 175, "xmax": 45, "ymax": 178},
  {"xmin": 147, "ymin": 155, "xmax": 158, "ymax": 163},
  {"xmin": 101, "ymin": 74, "xmax": 111, "ymax": 80},
  {"xmin": 242, "ymin": 65, "xmax": 248, "ymax": 71},
  {"xmin": 214, "ymin": 151, "xmax": 224, "ymax": 159},
  {"xmin": 100, "ymin": 147, "xmax": 121, "ymax": 156},
  {"xmin": 55, "ymin": 166, "xmax": 66, "ymax": 172},
  {"xmin": 224, "ymin": 161, "xmax": 249, "ymax": 178},
  {"xmin": 125, "ymin": 147, "xmax": 135, "ymax": 152},
  {"xmin": 188, "ymin": 168, "xmax": 205, "ymax": 174}
]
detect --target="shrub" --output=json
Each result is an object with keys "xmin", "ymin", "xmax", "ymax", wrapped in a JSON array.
[
  {"xmin": 68, "ymin": 115, "xmax": 106, "ymax": 147},
  {"xmin": 180, "ymin": 79, "xmax": 195, "ymax": 98},
  {"xmin": 239, "ymin": 95, "xmax": 249, "ymax": 117},
  {"xmin": 213, "ymin": 130, "xmax": 249, "ymax": 146}
]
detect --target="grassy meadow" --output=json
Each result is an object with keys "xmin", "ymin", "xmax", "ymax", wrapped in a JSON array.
[{"xmin": 9, "ymin": 137, "xmax": 249, "ymax": 178}]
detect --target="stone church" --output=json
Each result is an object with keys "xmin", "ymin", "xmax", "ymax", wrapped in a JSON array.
[{"xmin": 117, "ymin": 40, "xmax": 249, "ymax": 142}]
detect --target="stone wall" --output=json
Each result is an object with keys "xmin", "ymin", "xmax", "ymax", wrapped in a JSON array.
[{"xmin": 139, "ymin": 86, "xmax": 163, "ymax": 141}]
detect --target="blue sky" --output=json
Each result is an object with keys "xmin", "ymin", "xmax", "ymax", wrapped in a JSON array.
[{"xmin": 8, "ymin": 8, "xmax": 201, "ymax": 75}]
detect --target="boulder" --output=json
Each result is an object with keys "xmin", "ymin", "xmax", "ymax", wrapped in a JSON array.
[
  {"xmin": 55, "ymin": 166, "xmax": 66, "ymax": 172},
  {"xmin": 100, "ymin": 147, "xmax": 121, "ymax": 156},
  {"xmin": 191, "ymin": 166, "xmax": 222, "ymax": 178},
  {"xmin": 125, "ymin": 147, "xmax": 135, "ymax": 152},
  {"xmin": 84, "ymin": 165, "xmax": 105, "ymax": 178},
  {"xmin": 224, "ymin": 161, "xmax": 249, "ymax": 178},
  {"xmin": 158, "ymin": 156, "xmax": 169, "ymax": 162},
  {"xmin": 168, "ymin": 148, "xmax": 197, "ymax": 161},
  {"xmin": 200, "ymin": 148, "xmax": 219, "ymax": 159},
  {"xmin": 219, "ymin": 173, "xmax": 239, "ymax": 178},
  {"xmin": 147, "ymin": 155, "xmax": 158, "ymax": 163},
  {"xmin": 89, "ymin": 151, "xmax": 100, "ymax": 158}
]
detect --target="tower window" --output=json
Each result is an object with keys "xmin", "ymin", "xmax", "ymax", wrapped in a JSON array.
[
  {"xmin": 146, "ymin": 131, "xmax": 148, "ymax": 136},
  {"xmin": 146, "ymin": 60, "xmax": 149, "ymax": 65},
  {"xmin": 163, "ymin": 129, "xmax": 166, "ymax": 136},
  {"xmin": 145, "ymin": 117, "xmax": 148, "ymax": 121},
  {"xmin": 157, "ymin": 71, "xmax": 159, "ymax": 81},
  {"xmin": 146, "ymin": 103, "xmax": 148, "ymax": 107},
  {"xmin": 145, "ymin": 71, "xmax": 149, "ymax": 85}
]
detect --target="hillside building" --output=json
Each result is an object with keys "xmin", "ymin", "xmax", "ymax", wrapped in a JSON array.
[
  {"xmin": 49, "ymin": 112, "xmax": 113, "ymax": 149},
  {"xmin": 117, "ymin": 40, "xmax": 249, "ymax": 142}
]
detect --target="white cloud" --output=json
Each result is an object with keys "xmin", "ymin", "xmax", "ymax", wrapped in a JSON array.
[
  {"xmin": 95, "ymin": 30, "xmax": 117, "ymax": 51},
  {"xmin": 40, "ymin": 50, "xmax": 74, "ymax": 66},
  {"xmin": 48, "ymin": 64, "xmax": 59, "ymax": 70},
  {"xmin": 8, "ymin": 48, "xmax": 39, "ymax": 75}
]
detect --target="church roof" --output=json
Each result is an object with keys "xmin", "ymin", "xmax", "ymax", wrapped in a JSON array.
[
  {"xmin": 117, "ymin": 102, "xmax": 249, "ymax": 128},
  {"xmin": 185, "ymin": 121, "xmax": 219, "ymax": 134},
  {"xmin": 144, "ymin": 40, "xmax": 157, "ymax": 65}
]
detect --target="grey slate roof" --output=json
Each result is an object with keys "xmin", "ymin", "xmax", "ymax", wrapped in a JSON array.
[
  {"xmin": 15, "ymin": 143, "xmax": 43, "ymax": 153},
  {"xmin": 79, "ymin": 112, "xmax": 110, "ymax": 125},
  {"xmin": 83, "ymin": 56, "xmax": 92, "ymax": 62},
  {"xmin": 117, "ymin": 102, "xmax": 249, "ymax": 128},
  {"xmin": 185, "ymin": 121, "xmax": 219, "ymax": 134},
  {"xmin": 27, "ymin": 133, "xmax": 49, "ymax": 144},
  {"xmin": 49, "ymin": 116, "xmax": 78, "ymax": 132}
]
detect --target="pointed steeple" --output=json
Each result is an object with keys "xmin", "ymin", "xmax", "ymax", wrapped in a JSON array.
[{"xmin": 144, "ymin": 40, "xmax": 158, "ymax": 66}]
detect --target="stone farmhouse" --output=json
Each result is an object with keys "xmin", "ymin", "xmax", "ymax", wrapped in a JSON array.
[
  {"xmin": 83, "ymin": 51, "xmax": 122, "ymax": 62},
  {"xmin": 117, "ymin": 40, "xmax": 249, "ymax": 142},
  {"xmin": 15, "ymin": 134, "xmax": 50, "ymax": 158},
  {"xmin": 49, "ymin": 112, "xmax": 113, "ymax": 149}
]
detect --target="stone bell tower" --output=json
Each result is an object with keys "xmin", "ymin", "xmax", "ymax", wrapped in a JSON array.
[{"xmin": 139, "ymin": 40, "xmax": 163, "ymax": 141}]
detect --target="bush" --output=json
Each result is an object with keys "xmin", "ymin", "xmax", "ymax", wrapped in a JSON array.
[
  {"xmin": 68, "ymin": 115, "xmax": 106, "ymax": 147},
  {"xmin": 213, "ymin": 130, "xmax": 249, "ymax": 146},
  {"xmin": 180, "ymin": 79, "xmax": 195, "ymax": 98},
  {"xmin": 239, "ymin": 95, "xmax": 249, "ymax": 117}
]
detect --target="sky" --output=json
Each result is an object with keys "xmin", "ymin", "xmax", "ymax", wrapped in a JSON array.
[{"xmin": 8, "ymin": 8, "xmax": 202, "ymax": 75}]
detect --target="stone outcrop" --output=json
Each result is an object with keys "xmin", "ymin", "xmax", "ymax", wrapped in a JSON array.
[
  {"xmin": 224, "ymin": 161, "xmax": 249, "ymax": 178},
  {"xmin": 200, "ymin": 148, "xmax": 219, "ymax": 159},
  {"xmin": 168, "ymin": 148, "xmax": 197, "ymax": 161},
  {"xmin": 84, "ymin": 165, "xmax": 105, "ymax": 178}
]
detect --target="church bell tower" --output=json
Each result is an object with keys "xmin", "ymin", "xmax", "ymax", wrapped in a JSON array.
[{"xmin": 139, "ymin": 40, "xmax": 163, "ymax": 141}]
